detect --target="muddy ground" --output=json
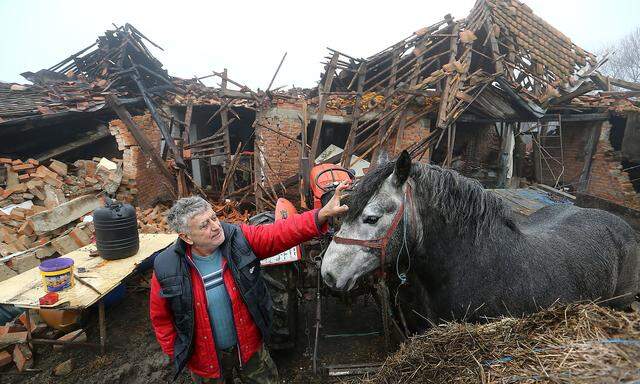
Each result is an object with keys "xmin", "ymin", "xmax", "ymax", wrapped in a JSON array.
[{"xmin": 3, "ymin": 272, "xmax": 389, "ymax": 384}]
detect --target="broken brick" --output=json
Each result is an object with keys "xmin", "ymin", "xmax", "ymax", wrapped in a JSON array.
[
  {"xmin": 53, "ymin": 329, "xmax": 87, "ymax": 351},
  {"xmin": 13, "ymin": 344, "xmax": 33, "ymax": 372},
  {"xmin": 49, "ymin": 159, "xmax": 68, "ymax": 177}
]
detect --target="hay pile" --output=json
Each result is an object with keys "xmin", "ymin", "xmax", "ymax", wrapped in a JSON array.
[{"xmin": 353, "ymin": 303, "xmax": 640, "ymax": 383}]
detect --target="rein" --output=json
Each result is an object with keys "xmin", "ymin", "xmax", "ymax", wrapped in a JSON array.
[{"xmin": 333, "ymin": 182, "xmax": 415, "ymax": 279}]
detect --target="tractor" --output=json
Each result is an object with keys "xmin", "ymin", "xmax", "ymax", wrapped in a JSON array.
[{"xmin": 251, "ymin": 162, "xmax": 397, "ymax": 375}]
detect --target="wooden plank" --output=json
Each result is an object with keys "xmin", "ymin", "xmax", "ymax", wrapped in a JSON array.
[
  {"xmin": 436, "ymin": 24, "xmax": 459, "ymax": 129},
  {"xmin": 300, "ymin": 99, "xmax": 310, "ymax": 207},
  {"xmin": 183, "ymin": 100, "xmax": 193, "ymax": 145},
  {"xmin": 310, "ymin": 53, "xmax": 339, "ymax": 161},
  {"xmin": 130, "ymin": 72, "xmax": 185, "ymax": 168},
  {"xmin": 219, "ymin": 143, "xmax": 243, "ymax": 201},
  {"xmin": 577, "ymin": 121, "xmax": 603, "ymax": 192},
  {"xmin": 220, "ymin": 68, "xmax": 233, "ymax": 194},
  {"xmin": 0, "ymin": 234, "xmax": 176, "ymax": 309},
  {"xmin": 342, "ymin": 64, "xmax": 366, "ymax": 168},
  {"xmin": 547, "ymin": 82, "xmax": 596, "ymax": 106},
  {"xmin": 106, "ymin": 94, "xmax": 177, "ymax": 193},
  {"xmin": 484, "ymin": 20, "xmax": 504, "ymax": 74},
  {"xmin": 608, "ymin": 77, "xmax": 640, "ymax": 92}
]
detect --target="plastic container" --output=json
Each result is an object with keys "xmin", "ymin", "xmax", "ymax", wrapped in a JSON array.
[
  {"xmin": 93, "ymin": 198, "xmax": 139, "ymax": 260},
  {"xmin": 39, "ymin": 258, "xmax": 75, "ymax": 292},
  {"xmin": 38, "ymin": 308, "xmax": 83, "ymax": 331}
]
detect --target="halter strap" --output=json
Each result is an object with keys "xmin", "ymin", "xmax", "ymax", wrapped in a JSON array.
[{"xmin": 332, "ymin": 182, "xmax": 414, "ymax": 279}]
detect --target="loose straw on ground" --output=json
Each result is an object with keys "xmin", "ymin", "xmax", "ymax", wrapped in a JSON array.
[{"xmin": 347, "ymin": 302, "xmax": 640, "ymax": 383}]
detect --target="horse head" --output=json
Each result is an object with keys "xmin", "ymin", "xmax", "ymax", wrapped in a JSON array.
[{"xmin": 321, "ymin": 150, "xmax": 415, "ymax": 291}]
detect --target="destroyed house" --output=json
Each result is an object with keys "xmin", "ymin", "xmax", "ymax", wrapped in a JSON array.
[
  {"xmin": 249, "ymin": 0, "xmax": 640, "ymax": 212},
  {"xmin": 2, "ymin": 0, "xmax": 640, "ymax": 218}
]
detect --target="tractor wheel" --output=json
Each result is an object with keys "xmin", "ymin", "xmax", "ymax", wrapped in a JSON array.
[{"xmin": 249, "ymin": 212, "xmax": 298, "ymax": 350}]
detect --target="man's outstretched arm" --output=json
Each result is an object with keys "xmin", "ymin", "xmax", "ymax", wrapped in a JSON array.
[{"xmin": 241, "ymin": 181, "xmax": 349, "ymax": 259}]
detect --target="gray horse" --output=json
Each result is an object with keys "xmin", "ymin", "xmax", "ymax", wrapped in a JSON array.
[{"xmin": 321, "ymin": 150, "xmax": 640, "ymax": 326}]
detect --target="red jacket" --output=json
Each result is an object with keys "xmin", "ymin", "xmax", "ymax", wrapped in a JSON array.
[{"xmin": 150, "ymin": 209, "xmax": 325, "ymax": 378}]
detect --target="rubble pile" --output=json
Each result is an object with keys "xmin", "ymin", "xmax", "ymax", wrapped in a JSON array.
[
  {"xmin": 0, "ymin": 156, "xmax": 137, "ymax": 281},
  {"xmin": 212, "ymin": 200, "xmax": 251, "ymax": 224},
  {"xmin": 136, "ymin": 200, "xmax": 250, "ymax": 234},
  {"xmin": 0, "ymin": 309, "xmax": 87, "ymax": 373},
  {"xmin": 136, "ymin": 204, "xmax": 171, "ymax": 234}
]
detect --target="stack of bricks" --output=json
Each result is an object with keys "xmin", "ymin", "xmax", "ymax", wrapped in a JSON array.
[
  {"xmin": 108, "ymin": 112, "xmax": 174, "ymax": 208},
  {"xmin": 0, "ymin": 156, "xmax": 137, "ymax": 281},
  {"xmin": 586, "ymin": 122, "xmax": 640, "ymax": 210}
]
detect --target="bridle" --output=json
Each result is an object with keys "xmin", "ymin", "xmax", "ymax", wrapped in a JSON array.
[{"xmin": 332, "ymin": 182, "xmax": 415, "ymax": 279}]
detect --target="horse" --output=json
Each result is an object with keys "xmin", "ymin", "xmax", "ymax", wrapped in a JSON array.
[{"xmin": 321, "ymin": 150, "xmax": 640, "ymax": 328}]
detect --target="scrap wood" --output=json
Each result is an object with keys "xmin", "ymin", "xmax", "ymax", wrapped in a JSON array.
[{"xmin": 350, "ymin": 303, "xmax": 640, "ymax": 384}]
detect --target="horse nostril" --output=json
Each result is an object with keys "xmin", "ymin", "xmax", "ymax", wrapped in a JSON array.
[{"xmin": 324, "ymin": 272, "xmax": 336, "ymax": 288}]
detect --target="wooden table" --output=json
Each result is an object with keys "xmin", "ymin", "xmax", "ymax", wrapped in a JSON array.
[{"xmin": 0, "ymin": 233, "xmax": 176, "ymax": 352}]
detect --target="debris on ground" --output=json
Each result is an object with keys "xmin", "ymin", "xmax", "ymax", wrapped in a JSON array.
[
  {"xmin": 351, "ymin": 303, "xmax": 640, "ymax": 383},
  {"xmin": 0, "ymin": 156, "xmax": 137, "ymax": 281}
]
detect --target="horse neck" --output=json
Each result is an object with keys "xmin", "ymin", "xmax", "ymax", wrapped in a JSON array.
[{"xmin": 410, "ymin": 165, "xmax": 515, "ymax": 253}]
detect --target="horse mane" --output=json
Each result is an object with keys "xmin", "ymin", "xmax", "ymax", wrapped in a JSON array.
[{"xmin": 345, "ymin": 160, "xmax": 518, "ymax": 240}]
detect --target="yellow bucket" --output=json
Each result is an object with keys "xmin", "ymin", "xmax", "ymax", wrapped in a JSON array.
[{"xmin": 39, "ymin": 257, "xmax": 75, "ymax": 292}]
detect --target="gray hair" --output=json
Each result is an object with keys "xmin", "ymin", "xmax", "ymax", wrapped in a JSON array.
[{"xmin": 166, "ymin": 196, "xmax": 212, "ymax": 234}]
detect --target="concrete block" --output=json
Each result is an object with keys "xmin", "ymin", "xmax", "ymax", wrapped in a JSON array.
[
  {"xmin": 29, "ymin": 195, "xmax": 101, "ymax": 234},
  {"xmin": 0, "ymin": 262, "xmax": 17, "ymax": 281},
  {"xmin": 10, "ymin": 251, "xmax": 39, "ymax": 274}
]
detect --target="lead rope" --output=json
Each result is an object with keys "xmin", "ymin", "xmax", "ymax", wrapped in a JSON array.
[{"xmin": 394, "ymin": 188, "xmax": 412, "ymax": 305}]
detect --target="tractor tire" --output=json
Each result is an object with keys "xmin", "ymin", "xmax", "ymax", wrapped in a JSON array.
[{"xmin": 249, "ymin": 212, "xmax": 298, "ymax": 350}]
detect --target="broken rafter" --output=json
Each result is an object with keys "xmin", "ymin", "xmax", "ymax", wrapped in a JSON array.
[
  {"xmin": 106, "ymin": 94, "xmax": 177, "ymax": 196},
  {"xmin": 342, "ymin": 63, "xmax": 366, "ymax": 168},
  {"xmin": 130, "ymin": 70, "xmax": 185, "ymax": 167},
  {"xmin": 219, "ymin": 143, "xmax": 243, "ymax": 201},
  {"xmin": 436, "ymin": 22, "xmax": 460, "ymax": 129},
  {"xmin": 310, "ymin": 52, "xmax": 339, "ymax": 161}
]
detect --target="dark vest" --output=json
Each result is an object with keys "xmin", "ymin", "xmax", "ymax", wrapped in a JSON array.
[{"xmin": 153, "ymin": 223, "xmax": 273, "ymax": 377}]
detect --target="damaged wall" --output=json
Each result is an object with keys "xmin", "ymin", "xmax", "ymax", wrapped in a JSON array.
[
  {"xmin": 585, "ymin": 122, "xmax": 640, "ymax": 210},
  {"xmin": 109, "ymin": 113, "xmax": 174, "ymax": 208}
]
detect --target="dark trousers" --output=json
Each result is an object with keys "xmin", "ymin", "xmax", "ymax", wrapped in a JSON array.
[{"xmin": 190, "ymin": 344, "xmax": 278, "ymax": 384}]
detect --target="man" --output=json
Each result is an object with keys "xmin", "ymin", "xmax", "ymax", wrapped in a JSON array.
[{"xmin": 150, "ymin": 184, "xmax": 348, "ymax": 383}]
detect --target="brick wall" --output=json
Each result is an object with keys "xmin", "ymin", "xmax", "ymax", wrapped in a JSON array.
[
  {"xmin": 108, "ymin": 113, "xmax": 174, "ymax": 208},
  {"xmin": 586, "ymin": 122, "xmax": 640, "ymax": 209},
  {"xmin": 256, "ymin": 101, "xmax": 305, "ymax": 185},
  {"xmin": 257, "ymin": 102, "xmax": 435, "ymax": 186},
  {"xmin": 536, "ymin": 122, "xmax": 594, "ymax": 188},
  {"xmin": 381, "ymin": 113, "xmax": 431, "ymax": 161}
]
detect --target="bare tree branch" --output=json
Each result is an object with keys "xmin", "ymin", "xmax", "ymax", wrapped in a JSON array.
[{"xmin": 599, "ymin": 27, "xmax": 640, "ymax": 83}]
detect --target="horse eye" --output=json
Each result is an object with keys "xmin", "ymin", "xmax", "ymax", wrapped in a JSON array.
[{"xmin": 363, "ymin": 215, "xmax": 380, "ymax": 225}]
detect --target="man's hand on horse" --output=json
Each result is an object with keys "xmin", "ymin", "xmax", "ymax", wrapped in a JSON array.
[{"xmin": 318, "ymin": 180, "xmax": 350, "ymax": 224}]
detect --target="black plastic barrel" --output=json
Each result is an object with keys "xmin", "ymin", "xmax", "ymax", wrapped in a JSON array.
[{"xmin": 93, "ymin": 199, "xmax": 139, "ymax": 260}]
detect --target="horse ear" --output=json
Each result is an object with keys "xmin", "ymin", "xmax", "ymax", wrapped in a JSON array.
[{"xmin": 393, "ymin": 150, "xmax": 411, "ymax": 187}]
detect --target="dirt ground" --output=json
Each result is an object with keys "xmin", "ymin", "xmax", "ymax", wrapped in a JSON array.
[{"xmin": 2, "ymin": 272, "xmax": 390, "ymax": 384}]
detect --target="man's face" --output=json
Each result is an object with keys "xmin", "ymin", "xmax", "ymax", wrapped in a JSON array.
[{"xmin": 181, "ymin": 208, "xmax": 225, "ymax": 250}]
